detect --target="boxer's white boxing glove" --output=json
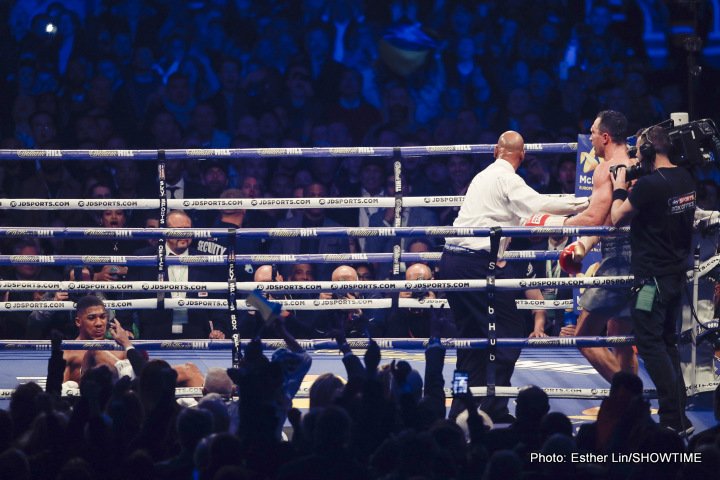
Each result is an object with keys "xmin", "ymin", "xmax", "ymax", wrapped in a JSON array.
[
  {"xmin": 115, "ymin": 358, "xmax": 136, "ymax": 380},
  {"xmin": 524, "ymin": 214, "xmax": 567, "ymax": 243},
  {"xmin": 559, "ymin": 241, "xmax": 586, "ymax": 275},
  {"xmin": 61, "ymin": 380, "xmax": 79, "ymax": 397}
]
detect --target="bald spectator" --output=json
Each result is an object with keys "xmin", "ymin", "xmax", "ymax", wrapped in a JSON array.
[
  {"xmin": 237, "ymin": 265, "xmax": 286, "ymax": 338},
  {"xmin": 315, "ymin": 265, "xmax": 376, "ymax": 337},
  {"xmin": 386, "ymin": 263, "xmax": 455, "ymax": 338}
]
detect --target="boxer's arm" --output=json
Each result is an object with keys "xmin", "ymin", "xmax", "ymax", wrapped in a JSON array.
[
  {"xmin": 126, "ymin": 348, "xmax": 147, "ymax": 375},
  {"xmin": 577, "ymin": 236, "xmax": 599, "ymax": 253},
  {"xmin": 564, "ymin": 163, "xmax": 612, "ymax": 226},
  {"xmin": 559, "ymin": 234, "xmax": 606, "ymax": 274},
  {"xmin": 63, "ymin": 351, "xmax": 83, "ymax": 383},
  {"xmin": 108, "ymin": 319, "xmax": 145, "ymax": 375},
  {"xmin": 507, "ymin": 175, "xmax": 587, "ymax": 217}
]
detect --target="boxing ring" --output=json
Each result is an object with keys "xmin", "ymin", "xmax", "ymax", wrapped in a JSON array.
[{"xmin": 0, "ymin": 143, "xmax": 718, "ymax": 430}]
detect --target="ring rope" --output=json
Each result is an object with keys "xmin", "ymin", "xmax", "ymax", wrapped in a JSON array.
[
  {"xmin": 0, "ymin": 297, "xmax": 575, "ymax": 312},
  {"xmin": 0, "ymin": 142, "xmax": 579, "ymax": 162},
  {"xmin": 0, "ymin": 250, "xmax": 561, "ymax": 266},
  {"xmin": 0, "ymin": 277, "xmax": 636, "ymax": 293},
  {"xmin": 5, "ymin": 249, "xmax": 717, "ymax": 279},
  {"xmin": 0, "ymin": 195, "xmax": 577, "ymax": 210},
  {"xmin": 0, "ymin": 225, "xmax": 629, "ymax": 240},
  {"xmin": 0, "ymin": 336, "xmax": 636, "ymax": 351},
  {"xmin": 0, "ymin": 195, "xmax": 579, "ymax": 210}
]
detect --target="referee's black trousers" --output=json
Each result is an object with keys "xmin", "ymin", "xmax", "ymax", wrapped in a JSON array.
[{"xmin": 440, "ymin": 249, "xmax": 526, "ymax": 422}]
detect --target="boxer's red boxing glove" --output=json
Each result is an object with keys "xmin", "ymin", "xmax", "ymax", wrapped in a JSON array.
[{"xmin": 559, "ymin": 241, "xmax": 586, "ymax": 275}]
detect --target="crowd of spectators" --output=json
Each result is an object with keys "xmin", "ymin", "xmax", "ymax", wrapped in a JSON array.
[
  {"xmin": 2, "ymin": 0, "xmax": 717, "ymax": 204},
  {"xmin": 2, "ymin": 3, "xmax": 720, "ymax": 476},
  {"xmin": 1, "ymin": 302, "xmax": 720, "ymax": 480}
]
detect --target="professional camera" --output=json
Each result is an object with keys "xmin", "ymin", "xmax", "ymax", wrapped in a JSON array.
[
  {"xmin": 612, "ymin": 118, "xmax": 720, "ymax": 182},
  {"xmin": 668, "ymin": 118, "xmax": 720, "ymax": 168},
  {"xmin": 609, "ymin": 163, "xmax": 645, "ymax": 182}
]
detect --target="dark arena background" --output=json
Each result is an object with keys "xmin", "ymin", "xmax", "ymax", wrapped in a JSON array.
[{"xmin": 1, "ymin": 1, "xmax": 720, "ymax": 479}]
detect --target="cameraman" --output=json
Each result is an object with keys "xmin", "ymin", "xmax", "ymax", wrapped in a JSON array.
[{"xmin": 610, "ymin": 125, "xmax": 696, "ymax": 435}]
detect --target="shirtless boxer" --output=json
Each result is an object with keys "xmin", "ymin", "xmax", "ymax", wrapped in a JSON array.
[
  {"xmin": 560, "ymin": 110, "xmax": 638, "ymax": 382},
  {"xmin": 63, "ymin": 295, "xmax": 203, "ymax": 386}
]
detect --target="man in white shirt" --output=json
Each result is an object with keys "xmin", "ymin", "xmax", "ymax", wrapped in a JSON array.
[{"xmin": 440, "ymin": 130, "xmax": 587, "ymax": 422}]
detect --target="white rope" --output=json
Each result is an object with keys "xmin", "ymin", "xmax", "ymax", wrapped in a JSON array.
[
  {"xmin": 0, "ymin": 297, "xmax": 399, "ymax": 312},
  {"xmin": 514, "ymin": 299, "xmax": 575, "ymax": 310},
  {"xmin": 0, "ymin": 195, "xmax": 584, "ymax": 210},
  {"xmin": 168, "ymin": 297, "xmax": 395, "ymax": 310},
  {"xmin": 0, "ymin": 298, "xmax": 158, "ymax": 311},
  {"xmin": 0, "ymin": 277, "xmax": 635, "ymax": 293},
  {"xmin": 468, "ymin": 381, "xmax": 720, "ymax": 399},
  {"xmin": 0, "ymin": 386, "xmax": 205, "ymax": 399},
  {"xmin": 0, "ymin": 199, "xmax": 156, "ymax": 210}
]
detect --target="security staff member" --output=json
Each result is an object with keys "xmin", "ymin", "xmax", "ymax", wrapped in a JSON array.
[
  {"xmin": 610, "ymin": 125, "xmax": 696, "ymax": 435},
  {"xmin": 440, "ymin": 130, "xmax": 588, "ymax": 422}
]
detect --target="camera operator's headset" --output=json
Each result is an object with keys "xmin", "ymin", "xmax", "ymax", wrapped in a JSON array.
[{"xmin": 637, "ymin": 126, "xmax": 657, "ymax": 172}]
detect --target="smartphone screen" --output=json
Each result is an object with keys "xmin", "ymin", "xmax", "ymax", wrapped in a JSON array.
[{"xmin": 452, "ymin": 370, "xmax": 469, "ymax": 396}]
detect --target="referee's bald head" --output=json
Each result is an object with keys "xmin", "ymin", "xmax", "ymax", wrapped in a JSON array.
[{"xmin": 495, "ymin": 130, "xmax": 526, "ymax": 169}]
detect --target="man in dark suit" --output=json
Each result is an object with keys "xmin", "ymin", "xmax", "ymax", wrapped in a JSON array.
[
  {"xmin": 269, "ymin": 182, "xmax": 347, "ymax": 280},
  {"xmin": 124, "ymin": 210, "xmax": 228, "ymax": 339}
]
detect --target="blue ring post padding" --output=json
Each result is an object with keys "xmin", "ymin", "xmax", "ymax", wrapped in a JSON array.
[
  {"xmin": 0, "ymin": 336, "xmax": 635, "ymax": 351},
  {"xmin": 0, "ymin": 143, "xmax": 579, "ymax": 161}
]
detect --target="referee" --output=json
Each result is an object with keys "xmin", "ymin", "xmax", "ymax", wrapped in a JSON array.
[{"xmin": 440, "ymin": 130, "xmax": 588, "ymax": 422}]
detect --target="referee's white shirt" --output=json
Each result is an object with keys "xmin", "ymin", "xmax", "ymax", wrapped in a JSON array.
[{"xmin": 445, "ymin": 158, "xmax": 587, "ymax": 255}]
